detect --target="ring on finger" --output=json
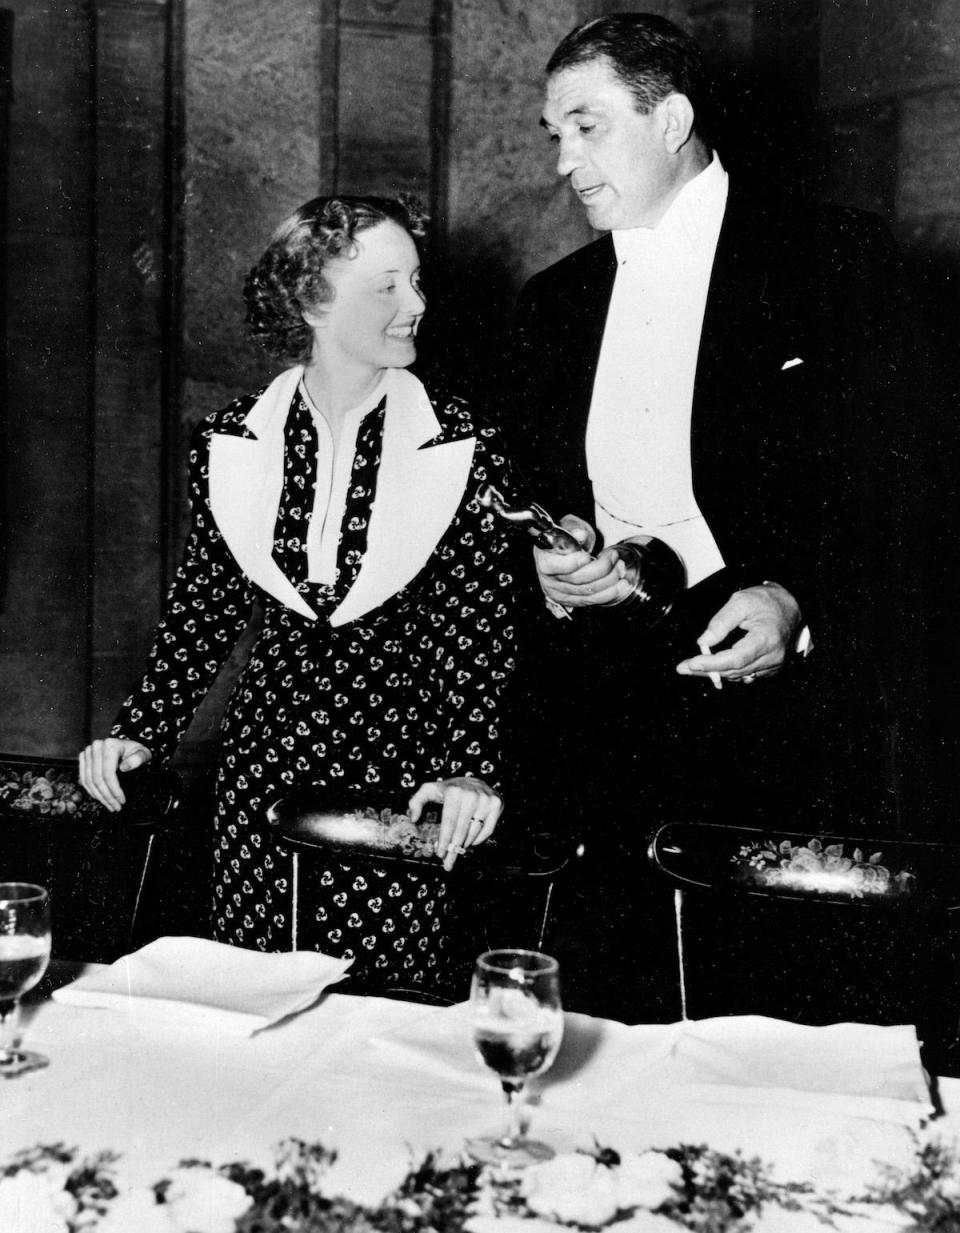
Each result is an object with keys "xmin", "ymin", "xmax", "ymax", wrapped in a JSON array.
[
  {"xmin": 741, "ymin": 673, "xmax": 758, "ymax": 684},
  {"xmin": 449, "ymin": 844, "xmax": 467, "ymax": 855}
]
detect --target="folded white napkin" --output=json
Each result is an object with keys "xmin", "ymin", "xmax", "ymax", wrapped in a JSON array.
[
  {"xmin": 370, "ymin": 1007, "xmax": 932, "ymax": 1127},
  {"xmin": 662, "ymin": 1015, "xmax": 933, "ymax": 1125},
  {"xmin": 53, "ymin": 936, "xmax": 353, "ymax": 1036}
]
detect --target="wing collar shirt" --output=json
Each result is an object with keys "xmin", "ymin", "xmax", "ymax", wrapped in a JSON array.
[{"xmin": 585, "ymin": 153, "xmax": 728, "ymax": 588}]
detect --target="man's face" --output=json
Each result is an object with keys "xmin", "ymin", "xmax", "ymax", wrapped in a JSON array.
[{"xmin": 541, "ymin": 56, "xmax": 677, "ymax": 231}]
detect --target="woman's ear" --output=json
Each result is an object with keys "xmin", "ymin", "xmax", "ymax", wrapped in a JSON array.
[
  {"xmin": 302, "ymin": 307, "xmax": 326, "ymax": 329},
  {"xmin": 659, "ymin": 92, "xmax": 696, "ymax": 154}
]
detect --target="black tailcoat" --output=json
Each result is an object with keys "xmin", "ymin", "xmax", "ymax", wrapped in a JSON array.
[{"xmin": 506, "ymin": 182, "xmax": 915, "ymax": 650}]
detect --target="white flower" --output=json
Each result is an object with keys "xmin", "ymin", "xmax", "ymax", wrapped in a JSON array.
[
  {"xmin": 937, "ymin": 1162, "xmax": 960, "ymax": 1204},
  {"xmin": 615, "ymin": 1152, "xmax": 684, "ymax": 1211},
  {"xmin": 0, "ymin": 1170, "xmax": 77, "ymax": 1233},
  {"xmin": 31, "ymin": 1161, "xmax": 75, "ymax": 1197},
  {"xmin": 467, "ymin": 1218, "xmax": 564, "ymax": 1233},
  {"xmin": 522, "ymin": 1153, "xmax": 619, "ymax": 1228},
  {"xmin": 321, "ymin": 1152, "xmax": 414, "ymax": 1206},
  {"xmin": 96, "ymin": 1186, "xmax": 174, "ymax": 1233},
  {"xmin": 164, "ymin": 1166, "xmax": 251, "ymax": 1233},
  {"xmin": 606, "ymin": 1214, "xmax": 679, "ymax": 1233}
]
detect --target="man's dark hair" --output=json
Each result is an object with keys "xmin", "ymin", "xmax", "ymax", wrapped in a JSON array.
[{"xmin": 547, "ymin": 13, "xmax": 714, "ymax": 144}]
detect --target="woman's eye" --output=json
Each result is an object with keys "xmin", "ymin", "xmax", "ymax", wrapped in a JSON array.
[
  {"xmin": 579, "ymin": 124, "xmax": 596, "ymax": 135},
  {"xmin": 379, "ymin": 283, "xmax": 396, "ymax": 294}
]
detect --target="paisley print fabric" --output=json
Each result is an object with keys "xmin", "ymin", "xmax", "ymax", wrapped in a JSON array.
[
  {"xmin": 334, "ymin": 396, "xmax": 386, "ymax": 595},
  {"xmin": 112, "ymin": 377, "xmax": 518, "ymax": 984},
  {"xmin": 295, "ymin": 857, "xmax": 451, "ymax": 991},
  {"xmin": 270, "ymin": 391, "xmax": 318, "ymax": 583}
]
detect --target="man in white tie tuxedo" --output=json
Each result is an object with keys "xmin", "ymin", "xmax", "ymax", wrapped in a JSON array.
[{"xmin": 502, "ymin": 13, "xmax": 929, "ymax": 1023}]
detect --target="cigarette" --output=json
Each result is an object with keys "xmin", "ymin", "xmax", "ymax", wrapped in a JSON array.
[{"xmin": 698, "ymin": 637, "xmax": 722, "ymax": 691}]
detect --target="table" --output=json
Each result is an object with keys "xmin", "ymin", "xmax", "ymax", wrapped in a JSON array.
[{"xmin": 2, "ymin": 962, "xmax": 956, "ymax": 1218}]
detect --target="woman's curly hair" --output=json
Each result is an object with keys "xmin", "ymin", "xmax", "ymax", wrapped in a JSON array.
[{"xmin": 243, "ymin": 194, "xmax": 428, "ymax": 364}]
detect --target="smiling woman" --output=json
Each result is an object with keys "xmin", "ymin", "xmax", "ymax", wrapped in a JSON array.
[
  {"xmin": 300, "ymin": 218, "xmax": 425, "ymax": 376},
  {"xmin": 243, "ymin": 196, "xmax": 427, "ymax": 376},
  {"xmin": 77, "ymin": 195, "xmax": 522, "ymax": 990}
]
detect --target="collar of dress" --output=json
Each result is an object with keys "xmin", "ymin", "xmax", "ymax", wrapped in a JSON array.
[{"xmin": 207, "ymin": 366, "xmax": 477, "ymax": 626}]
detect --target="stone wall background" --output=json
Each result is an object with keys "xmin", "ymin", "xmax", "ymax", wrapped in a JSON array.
[{"xmin": 1, "ymin": 0, "xmax": 958, "ymax": 825}]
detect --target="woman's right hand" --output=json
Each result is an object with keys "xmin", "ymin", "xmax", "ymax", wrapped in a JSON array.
[{"xmin": 78, "ymin": 738, "xmax": 153, "ymax": 812}]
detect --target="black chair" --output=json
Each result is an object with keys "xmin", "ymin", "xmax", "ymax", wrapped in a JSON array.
[
  {"xmin": 647, "ymin": 820, "xmax": 960, "ymax": 1070},
  {"xmin": 0, "ymin": 754, "xmax": 180, "ymax": 963},
  {"xmin": 266, "ymin": 794, "xmax": 578, "ymax": 1005}
]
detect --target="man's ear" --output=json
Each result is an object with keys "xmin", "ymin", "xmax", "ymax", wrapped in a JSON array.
[{"xmin": 659, "ymin": 92, "xmax": 696, "ymax": 154}]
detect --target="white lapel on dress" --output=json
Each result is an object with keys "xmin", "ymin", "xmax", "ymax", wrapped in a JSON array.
[
  {"xmin": 330, "ymin": 369, "xmax": 476, "ymax": 627},
  {"xmin": 207, "ymin": 365, "xmax": 321, "ymax": 622}
]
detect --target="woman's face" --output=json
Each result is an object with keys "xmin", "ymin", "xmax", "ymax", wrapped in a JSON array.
[{"xmin": 307, "ymin": 220, "xmax": 426, "ymax": 376}]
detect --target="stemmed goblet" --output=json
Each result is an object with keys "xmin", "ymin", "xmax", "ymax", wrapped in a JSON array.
[
  {"xmin": 467, "ymin": 948, "xmax": 563, "ymax": 1167},
  {"xmin": 0, "ymin": 883, "xmax": 51, "ymax": 1077}
]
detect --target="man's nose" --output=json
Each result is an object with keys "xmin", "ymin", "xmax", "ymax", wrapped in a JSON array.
[{"xmin": 555, "ymin": 135, "xmax": 582, "ymax": 178}]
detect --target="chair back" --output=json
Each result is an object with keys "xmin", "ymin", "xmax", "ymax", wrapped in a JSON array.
[
  {"xmin": 645, "ymin": 821, "xmax": 960, "ymax": 1042},
  {"xmin": 0, "ymin": 754, "xmax": 180, "ymax": 962},
  {"xmin": 266, "ymin": 793, "xmax": 577, "ymax": 1002},
  {"xmin": 648, "ymin": 820, "xmax": 960, "ymax": 910}
]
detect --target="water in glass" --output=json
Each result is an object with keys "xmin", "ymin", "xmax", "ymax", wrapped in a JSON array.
[
  {"xmin": 467, "ymin": 948, "xmax": 563, "ymax": 1166},
  {"xmin": 0, "ymin": 883, "xmax": 51, "ymax": 1077}
]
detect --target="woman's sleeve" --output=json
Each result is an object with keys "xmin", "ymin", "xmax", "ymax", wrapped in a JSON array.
[
  {"xmin": 429, "ymin": 420, "xmax": 522, "ymax": 790},
  {"xmin": 110, "ymin": 419, "xmax": 256, "ymax": 763}
]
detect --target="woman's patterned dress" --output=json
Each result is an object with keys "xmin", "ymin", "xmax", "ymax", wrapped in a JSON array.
[{"xmin": 112, "ymin": 378, "xmax": 518, "ymax": 986}]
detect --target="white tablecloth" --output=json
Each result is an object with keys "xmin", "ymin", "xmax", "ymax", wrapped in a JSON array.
[{"xmin": 0, "ymin": 974, "xmax": 953, "ymax": 1206}]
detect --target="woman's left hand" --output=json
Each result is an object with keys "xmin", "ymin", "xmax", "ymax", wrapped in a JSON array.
[{"xmin": 408, "ymin": 777, "xmax": 503, "ymax": 871}]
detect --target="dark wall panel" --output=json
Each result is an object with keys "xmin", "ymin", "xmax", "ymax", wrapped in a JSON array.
[
  {"xmin": 338, "ymin": 24, "xmax": 435, "ymax": 198},
  {"xmin": 0, "ymin": 1, "xmax": 94, "ymax": 754},
  {"xmin": 89, "ymin": 0, "xmax": 172, "ymax": 735}
]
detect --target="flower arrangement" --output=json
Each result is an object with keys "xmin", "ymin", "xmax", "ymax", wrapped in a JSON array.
[
  {"xmin": 474, "ymin": 1143, "xmax": 846, "ymax": 1231},
  {"xmin": 5, "ymin": 1133, "xmax": 956, "ymax": 1233},
  {"xmin": 0, "ymin": 767, "xmax": 95, "ymax": 818},
  {"xmin": 0, "ymin": 1138, "xmax": 478, "ymax": 1233},
  {"xmin": 732, "ymin": 836, "xmax": 915, "ymax": 900},
  {"xmin": 294, "ymin": 805, "xmax": 442, "ymax": 860},
  {"xmin": 869, "ymin": 1140, "xmax": 960, "ymax": 1231},
  {"xmin": 359, "ymin": 806, "xmax": 442, "ymax": 860}
]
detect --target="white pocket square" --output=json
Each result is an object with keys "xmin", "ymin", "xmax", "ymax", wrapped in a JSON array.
[{"xmin": 781, "ymin": 357, "xmax": 804, "ymax": 370}]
